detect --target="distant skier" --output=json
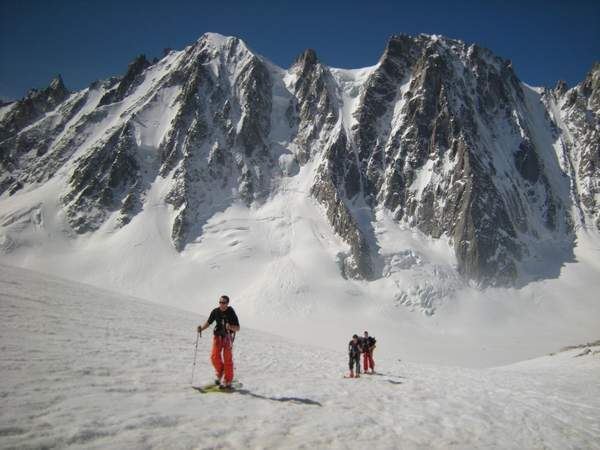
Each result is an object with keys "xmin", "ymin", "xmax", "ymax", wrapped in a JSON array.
[
  {"xmin": 348, "ymin": 334, "xmax": 361, "ymax": 378},
  {"xmin": 197, "ymin": 295, "xmax": 240, "ymax": 390},
  {"xmin": 362, "ymin": 331, "xmax": 376, "ymax": 374}
]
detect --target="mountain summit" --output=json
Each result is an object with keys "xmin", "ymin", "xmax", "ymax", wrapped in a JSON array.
[{"xmin": 0, "ymin": 33, "xmax": 598, "ymax": 303}]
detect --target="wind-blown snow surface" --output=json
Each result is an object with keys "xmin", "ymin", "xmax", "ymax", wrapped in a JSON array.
[
  {"xmin": 2, "ymin": 33, "xmax": 600, "ymax": 368},
  {"xmin": 1, "ymin": 168, "xmax": 599, "ymax": 367},
  {"xmin": 1, "ymin": 265, "xmax": 599, "ymax": 449}
]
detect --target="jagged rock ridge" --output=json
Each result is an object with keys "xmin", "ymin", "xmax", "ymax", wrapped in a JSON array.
[{"xmin": 0, "ymin": 32, "xmax": 598, "ymax": 289}]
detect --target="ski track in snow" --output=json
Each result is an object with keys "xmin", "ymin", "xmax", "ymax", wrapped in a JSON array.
[{"xmin": 1, "ymin": 265, "xmax": 599, "ymax": 449}]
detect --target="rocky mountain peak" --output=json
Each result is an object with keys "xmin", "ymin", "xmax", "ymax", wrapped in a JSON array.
[
  {"xmin": 97, "ymin": 54, "xmax": 150, "ymax": 106},
  {"xmin": 580, "ymin": 62, "xmax": 600, "ymax": 112},
  {"xmin": 381, "ymin": 34, "xmax": 417, "ymax": 60},
  {"xmin": 30, "ymin": 74, "xmax": 70, "ymax": 104},
  {"xmin": 127, "ymin": 54, "xmax": 150, "ymax": 73},
  {"xmin": 196, "ymin": 32, "xmax": 230, "ymax": 48},
  {"xmin": 1, "ymin": 33, "xmax": 598, "ymax": 296},
  {"xmin": 0, "ymin": 75, "xmax": 70, "ymax": 142},
  {"xmin": 289, "ymin": 47, "xmax": 338, "ymax": 165},
  {"xmin": 48, "ymin": 74, "xmax": 67, "ymax": 94},
  {"xmin": 555, "ymin": 79, "xmax": 568, "ymax": 95},
  {"xmin": 293, "ymin": 48, "xmax": 319, "ymax": 69},
  {"xmin": 194, "ymin": 32, "xmax": 254, "ymax": 63}
]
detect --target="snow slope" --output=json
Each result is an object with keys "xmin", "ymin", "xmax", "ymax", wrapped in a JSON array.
[
  {"xmin": 1, "ymin": 155, "xmax": 600, "ymax": 369},
  {"xmin": 1, "ymin": 33, "xmax": 600, "ymax": 371},
  {"xmin": 1, "ymin": 163, "xmax": 600, "ymax": 369},
  {"xmin": 1, "ymin": 264, "xmax": 599, "ymax": 449}
]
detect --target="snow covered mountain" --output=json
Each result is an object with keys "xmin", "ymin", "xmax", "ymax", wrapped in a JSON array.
[
  {"xmin": 2, "ymin": 264, "xmax": 599, "ymax": 449},
  {"xmin": 0, "ymin": 33, "xmax": 599, "ymax": 317}
]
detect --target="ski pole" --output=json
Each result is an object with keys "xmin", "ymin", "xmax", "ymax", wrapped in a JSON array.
[{"xmin": 191, "ymin": 331, "xmax": 200, "ymax": 385}]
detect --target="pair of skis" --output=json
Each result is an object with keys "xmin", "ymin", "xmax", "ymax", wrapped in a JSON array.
[
  {"xmin": 344, "ymin": 371, "xmax": 378, "ymax": 378},
  {"xmin": 191, "ymin": 331, "xmax": 241, "ymax": 394},
  {"xmin": 192, "ymin": 381, "xmax": 243, "ymax": 394}
]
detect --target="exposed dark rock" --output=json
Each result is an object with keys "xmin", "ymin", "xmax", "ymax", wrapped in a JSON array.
[
  {"xmin": 311, "ymin": 131, "xmax": 374, "ymax": 280},
  {"xmin": 552, "ymin": 62, "xmax": 600, "ymax": 231},
  {"xmin": 0, "ymin": 33, "xmax": 593, "ymax": 288},
  {"xmin": 98, "ymin": 55, "xmax": 151, "ymax": 106},
  {"xmin": 555, "ymin": 80, "xmax": 568, "ymax": 96},
  {"xmin": 236, "ymin": 57, "xmax": 272, "ymax": 157},
  {"xmin": 579, "ymin": 62, "xmax": 600, "ymax": 112},
  {"xmin": 0, "ymin": 90, "xmax": 91, "ymax": 196},
  {"xmin": 0, "ymin": 75, "xmax": 69, "ymax": 141},
  {"xmin": 62, "ymin": 122, "xmax": 140, "ymax": 233},
  {"xmin": 290, "ymin": 48, "xmax": 337, "ymax": 164},
  {"xmin": 452, "ymin": 142, "xmax": 521, "ymax": 286},
  {"xmin": 514, "ymin": 139, "xmax": 541, "ymax": 183}
]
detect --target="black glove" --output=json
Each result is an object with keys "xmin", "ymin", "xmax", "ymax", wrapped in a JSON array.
[{"xmin": 197, "ymin": 326, "xmax": 202, "ymax": 334}]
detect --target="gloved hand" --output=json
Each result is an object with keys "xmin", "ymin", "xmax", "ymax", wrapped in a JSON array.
[{"xmin": 197, "ymin": 326, "xmax": 202, "ymax": 334}]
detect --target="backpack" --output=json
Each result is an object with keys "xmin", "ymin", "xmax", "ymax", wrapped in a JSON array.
[{"xmin": 358, "ymin": 337, "xmax": 368, "ymax": 350}]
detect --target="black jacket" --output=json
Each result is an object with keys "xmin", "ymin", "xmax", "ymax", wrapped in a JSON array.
[
  {"xmin": 348, "ymin": 340, "xmax": 361, "ymax": 357},
  {"xmin": 361, "ymin": 336, "xmax": 376, "ymax": 352},
  {"xmin": 207, "ymin": 306, "xmax": 239, "ymax": 337}
]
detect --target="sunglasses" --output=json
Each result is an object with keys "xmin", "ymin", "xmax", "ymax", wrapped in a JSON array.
[{"xmin": 219, "ymin": 301, "xmax": 228, "ymax": 304}]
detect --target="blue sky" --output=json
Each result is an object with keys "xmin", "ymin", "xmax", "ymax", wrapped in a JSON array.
[{"xmin": 1, "ymin": 0, "xmax": 598, "ymax": 101}]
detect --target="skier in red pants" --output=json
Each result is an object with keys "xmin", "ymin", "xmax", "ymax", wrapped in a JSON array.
[
  {"xmin": 362, "ymin": 331, "xmax": 376, "ymax": 374},
  {"xmin": 198, "ymin": 295, "xmax": 240, "ymax": 390}
]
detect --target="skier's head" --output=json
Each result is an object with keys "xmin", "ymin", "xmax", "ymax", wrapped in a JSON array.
[
  {"xmin": 352, "ymin": 334, "xmax": 358, "ymax": 341},
  {"xmin": 364, "ymin": 331, "xmax": 369, "ymax": 337},
  {"xmin": 219, "ymin": 295, "xmax": 230, "ymax": 310}
]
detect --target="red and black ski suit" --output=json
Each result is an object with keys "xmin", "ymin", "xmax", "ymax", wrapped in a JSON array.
[
  {"xmin": 206, "ymin": 306, "xmax": 239, "ymax": 385},
  {"xmin": 361, "ymin": 336, "xmax": 375, "ymax": 372}
]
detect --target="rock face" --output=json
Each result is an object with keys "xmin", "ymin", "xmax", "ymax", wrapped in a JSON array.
[
  {"xmin": 62, "ymin": 122, "xmax": 141, "ymax": 231},
  {"xmin": 158, "ymin": 36, "xmax": 277, "ymax": 250},
  {"xmin": 0, "ymin": 33, "xmax": 597, "ymax": 288},
  {"xmin": 0, "ymin": 75, "xmax": 69, "ymax": 142},
  {"xmin": 545, "ymin": 63, "xmax": 600, "ymax": 232},
  {"xmin": 97, "ymin": 55, "xmax": 151, "ymax": 107}
]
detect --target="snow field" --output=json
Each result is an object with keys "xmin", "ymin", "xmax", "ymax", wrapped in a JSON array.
[
  {"xmin": 2, "ymin": 166, "xmax": 600, "ymax": 369},
  {"xmin": 1, "ymin": 264, "xmax": 599, "ymax": 449},
  {"xmin": 2, "ymin": 33, "xmax": 600, "ymax": 373}
]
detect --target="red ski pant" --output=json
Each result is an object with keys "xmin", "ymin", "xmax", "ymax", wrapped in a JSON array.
[
  {"xmin": 363, "ymin": 350, "xmax": 374, "ymax": 372},
  {"xmin": 211, "ymin": 335, "xmax": 234, "ymax": 384}
]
